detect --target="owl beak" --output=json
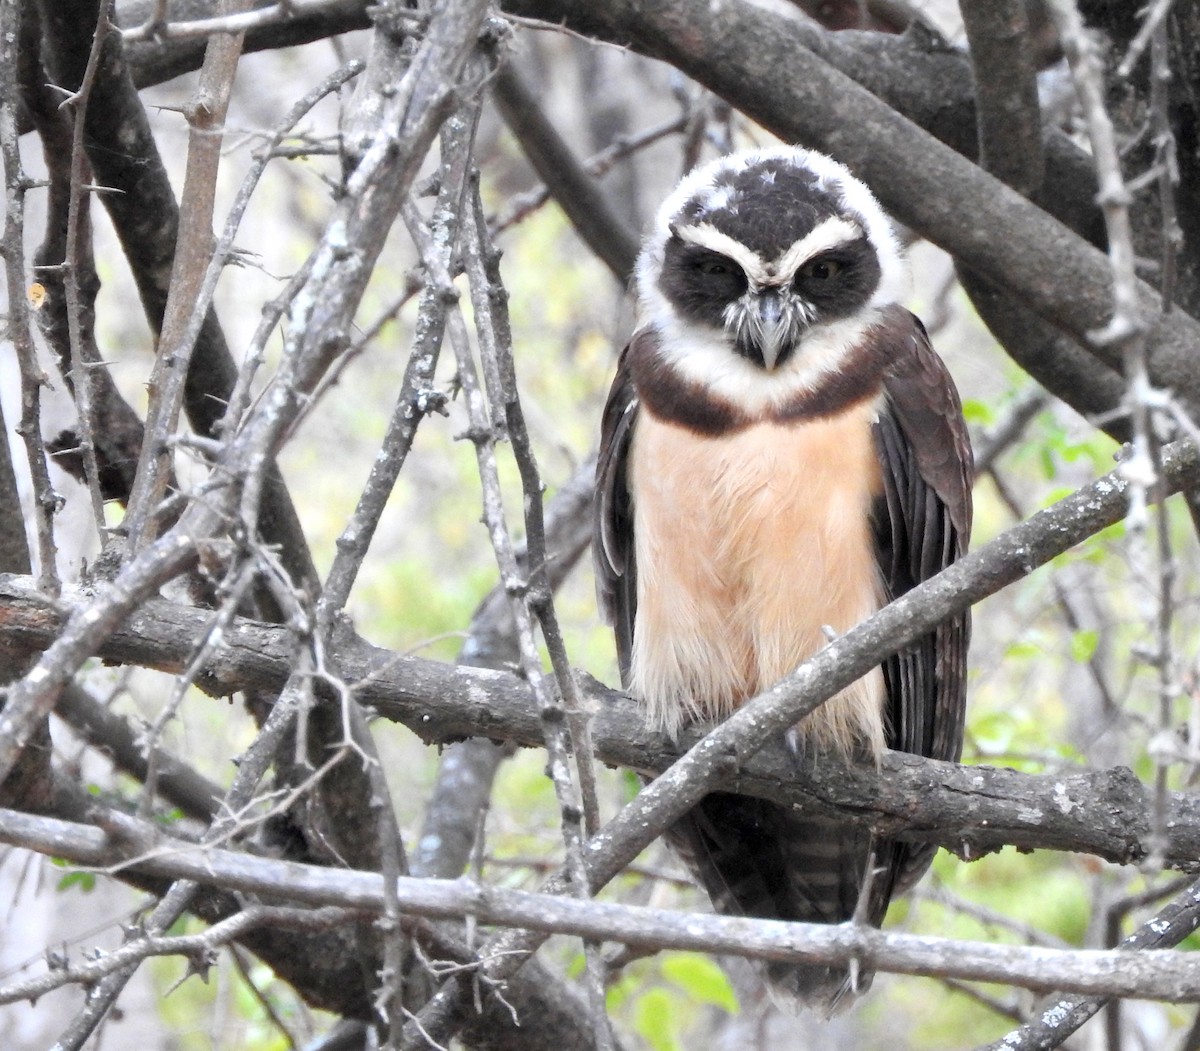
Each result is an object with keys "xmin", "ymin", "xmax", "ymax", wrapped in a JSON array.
[
  {"xmin": 752, "ymin": 288, "xmax": 792, "ymax": 370},
  {"xmin": 725, "ymin": 287, "xmax": 810, "ymax": 370}
]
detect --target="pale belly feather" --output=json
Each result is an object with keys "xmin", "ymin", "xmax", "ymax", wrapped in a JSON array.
[{"xmin": 628, "ymin": 403, "xmax": 887, "ymax": 755}]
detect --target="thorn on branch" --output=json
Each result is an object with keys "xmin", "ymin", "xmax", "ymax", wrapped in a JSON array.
[
  {"xmin": 414, "ymin": 386, "xmax": 450, "ymax": 417},
  {"xmin": 455, "ymin": 425, "xmax": 495, "ymax": 448}
]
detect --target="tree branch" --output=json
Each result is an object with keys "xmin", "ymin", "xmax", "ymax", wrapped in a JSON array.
[
  {"xmin": 960, "ymin": 0, "xmax": 1045, "ymax": 195},
  {"xmin": 6, "ymin": 806, "xmax": 1200, "ymax": 1004},
  {"xmin": 55, "ymin": 682, "xmax": 222, "ymax": 822},
  {"xmin": 35, "ymin": 0, "xmax": 320, "ymax": 591}
]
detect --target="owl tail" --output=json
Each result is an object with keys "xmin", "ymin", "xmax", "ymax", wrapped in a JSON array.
[{"xmin": 663, "ymin": 791, "xmax": 920, "ymax": 1014}]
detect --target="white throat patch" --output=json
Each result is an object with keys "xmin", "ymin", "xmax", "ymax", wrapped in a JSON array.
[{"xmin": 646, "ymin": 309, "xmax": 883, "ymax": 418}]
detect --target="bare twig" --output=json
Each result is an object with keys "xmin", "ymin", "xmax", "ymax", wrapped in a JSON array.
[
  {"xmin": 463, "ymin": 192, "xmax": 603, "ymax": 837},
  {"xmin": 462, "ymin": 174, "xmax": 614, "ymax": 1051},
  {"xmin": 0, "ymin": 396, "xmax": 33, "ymax": 578},
  {"xmin": 36, "ymin": 0, "xmax": 321, "ymax": 594},
  {"xmin": 1044, "ymin": 0, "xmax": 1179, "ymax": 882},
  {"xmin": 137, "ymin": 554, "xmax": 263, "ymax": 817},
  {"xmin": 55, "ymin": 682, "xmax": 222, "ymax": 822},
  {"xmin": 971, "ymin": 387, "xmax": 1051, "ymax": 477},
  {"xmin": 986, "ymin": 467, "xmax": 1120, "ymax": 720},
  {"xmin": 3, "ymin": 902, "xmax": 353, "ymax": 1008},
  {"xmin": 206, "ymin": 58, "xmax": 366, "ymax": 441},
  {"xmin": 1148, "ymin": 17, "xmax": 1181, "ymax": 315},
  {"xmin": 121, "ymin": 0, "xmax": 412, "ymax": 43},
  {"xmin": 57, "ymin": 1, "xmax": 114, "ymax": 535},
  {"xmin": 401, "ymin": 178, "xmax": 609, "ymax": 1045},
  {"xmin": 413, "ymin": 453, "xmax": 597, "ymax": 887},
  {"xmin": 1116, "ymin": 0, "xmax": 1176, "ymax": 78},
  {"xmin": 489, "ymin": 111, "xmax": 688, "ymax": 236},
  {"xmin": 316, "ymin": 97, "xmax": 479, "ymax": 621},
  {"xmin": 0, "ymin": 0, "xmax": 61, "ymax": 595},
  {"xmin": 229, "ymin": 945, "xmax": 301, "ymax": 1051},
  {"xmin": 50, "ymin": 660, "xmax": 311, "ymax": 1051}
]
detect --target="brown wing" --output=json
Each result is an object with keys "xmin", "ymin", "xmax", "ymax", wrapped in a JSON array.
[
  {"xmin": 594, "ymin": 332, "xmax": 645, "ymax": 687},
  {"xmin": 871, "ymin": 307, "xmax": 973, "ymax": 895}
]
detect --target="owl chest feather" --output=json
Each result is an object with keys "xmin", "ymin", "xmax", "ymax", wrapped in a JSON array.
[{"xmin": 627, "ymin": 400, "xmax": 887, "ymax": 752}]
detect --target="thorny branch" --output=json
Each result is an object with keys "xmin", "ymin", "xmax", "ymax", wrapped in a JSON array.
[
  {"xmin": 122, "ymin": 0, "xmax": 254, "ymax": 556},
  {"xmin": 56, "ymin": 0, "xmax": 112, "ymax": 536},
  {"xmin": 2, "ymin": 901, "xmax": 355, "ymax": 1008},
  {"xmin": 1045, "ymin": 0, "xmax": 1181, "ymax": 881},
  {"xmin": 49, "ymin": 644, "xmax": 313, "ymax": 1051},
  {"xmin": 463, "ymin": 169, "xmax": 615, "ymax": 1049},
  {"xmin": 403, "ymin": 145, "xmax": 615, "ymax": 1046},
  {"xmin": 0, "ymin": 0, "xmax": 493, "ymax": 795},
  {"xmin": 0, "ymin": 0, "xmax": 61, "ymax": 595}
]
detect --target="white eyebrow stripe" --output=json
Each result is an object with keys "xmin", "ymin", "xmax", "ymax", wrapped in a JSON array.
[
  {"xmin": 674, "ymin": 223, "xmax": 774, "ymax": 285},
  {"xmin": 775, "ymin": 216, "xmax": 863, "ymax": 279},
  {"xmin": 674, "ymin": 214, "xmax": 864, "ymax": 289}
]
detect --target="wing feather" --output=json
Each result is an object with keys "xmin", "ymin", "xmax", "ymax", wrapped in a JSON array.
[
  {"xmin": 872, "ymin": 309, "xmax": 973, "ymax": 893},
  {"xmin": 594, "ymin": 333, "xmax": 645, "ymax": 686}
]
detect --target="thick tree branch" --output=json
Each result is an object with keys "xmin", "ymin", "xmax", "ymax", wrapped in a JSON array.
[
  {"xmin": 0, "ymin": 567, "xmax": 1167, "ymax": 861},
  {"xmin": 113, "ymin": 0, "xmax": 1103, "ymax": 254},
  {"xmin": 960, "ymin": 0, "xmax": 1045, "ymax": 195}
]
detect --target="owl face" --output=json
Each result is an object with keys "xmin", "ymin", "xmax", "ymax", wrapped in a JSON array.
[{"xmin": 637, "ymin": 147, "xmax": 906, "ymax": 372}]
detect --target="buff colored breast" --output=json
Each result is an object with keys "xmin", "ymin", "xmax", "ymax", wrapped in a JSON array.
[{"xmin": 627, "ymin": 399, "xmax": 887, "ymax": 754}]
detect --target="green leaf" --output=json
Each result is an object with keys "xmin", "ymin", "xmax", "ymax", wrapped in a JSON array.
[
  {"xmin": 961, "ymin": 399, "xmax": 995, "ymax": 426},
  {"xmin": 1069, "ymin": 629, "xmax": 1099, "ymax": 663},
  {"xmin": 565, "ymin": 950, "xmax": 586, "ymax": 980},
  {"xmin": 633, "ymin": 988, "xmax": 678, "ymax": 1051},
  {"xmin": 661, "ymin": 953, "xmax": 739, "ymax": 1014},
  {"xmin": 1004, "ymin": 639, "xmax": 1042, "ymax": 661},
  {"xmin": 56, "ymin": 869, "xmax": 96, "ymax": 893}
]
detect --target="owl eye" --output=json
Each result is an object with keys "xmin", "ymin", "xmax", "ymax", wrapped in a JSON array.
[
  {"xmin": 697, "ymin": 258, "xmax": 734, "ymax": 276},
  {"xmin": 799, "ymin": 258, "xmax": 842, "ymax": 281}
]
